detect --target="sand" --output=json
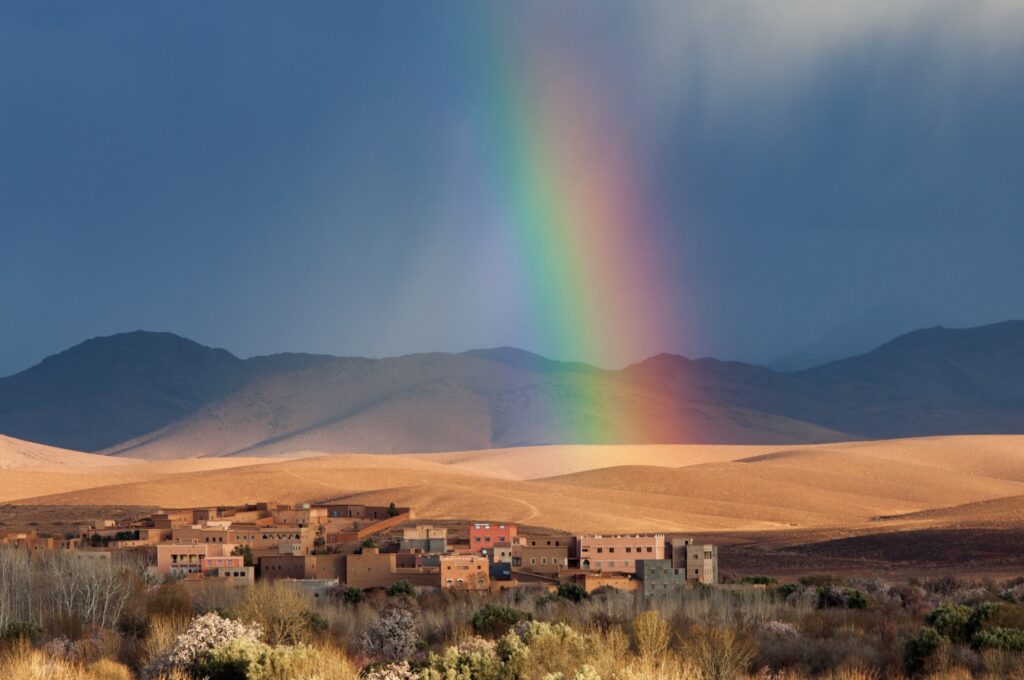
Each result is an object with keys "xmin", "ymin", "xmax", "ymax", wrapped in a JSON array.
[{"xmin": 3, "ymin": 434, "xmax": 1024, "ymax": 535}]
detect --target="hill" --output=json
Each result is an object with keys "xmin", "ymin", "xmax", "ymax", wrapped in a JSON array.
[
  {"xmin": 0, "ymin": 321, "xmax": 1022, "ymax": 457},
  {"xmin": 0, "ymin": 434, "xmax": 135, "ymax": 470},
  {"xmin": 5, "ymin": 436, "xmax": 1024, "ymax": 536}
]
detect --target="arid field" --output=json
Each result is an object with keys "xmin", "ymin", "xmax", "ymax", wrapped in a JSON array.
[{"xmin": 3, "ymin": 434, "xmax": 1024, "ymax": 577}]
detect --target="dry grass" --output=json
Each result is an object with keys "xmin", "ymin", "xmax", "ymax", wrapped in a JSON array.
[{"xmin": 0, "ymin": 642, "xmax": 132, "ymax": 680}]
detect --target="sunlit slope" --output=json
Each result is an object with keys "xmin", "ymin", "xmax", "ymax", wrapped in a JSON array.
[{"xmin": 11, "ymin": 436, "xmax": 1024, "ymax": 534}]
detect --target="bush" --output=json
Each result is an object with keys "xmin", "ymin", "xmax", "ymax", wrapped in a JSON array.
[
  {"xmin": 151, "ymin": 611, "xmax": 263, "ymax": 677},
  {"xmin": 817, "ymin": 586, "xmax": 868, "ymax": 610},
  {"xmin": 343, "ymin": 587, "xmax": 364, "ymax": 604},
  {"xmin": 423, "ymin": 638, "xmax": 505, "ymax": 680},
  {"xmin": 387, "ymin": 580, "xmax": 415, "ymax": 598},
  {"xmin": 361, "ymin": 607, "xmax": 420, "ymax": 661},
  {"xmin": 684, "ymin": 626, "xmax": 755, "ymax": 680},
  {"xmin": 236, "ymin": 581, "xmax": 310, "ymax": 645},
  {"xmin": 903, "ymin": 626, "xmax": 946, "ymax": 676},
  {"xmin": 556, "ymin": 583, "xmax": 587, "ymax": 603},
  {"xmin": 971, "ymin": 626, "xmax": 1024, "ymax": 652},
  {"xmin": 0, "ymin": 622, "xmax": 42, "ymax": 644},
  {"xmin": 146, "ymin": 583, "xmax": 193, "ymax": 620},
  {"xmin": 471, "ymin": 604, "xmax": 532, "ymax": 638},
  {"xmin": 928, "ymin": 603, "xmax": 973, "ymax": 643},
  {"xmin": 632, "ymin": 611, "xmax": 670, "ymax": 662}
]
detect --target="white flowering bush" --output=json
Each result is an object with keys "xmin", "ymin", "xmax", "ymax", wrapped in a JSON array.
[
  {"xmin": 360, "ymin": 607, "xmax": 421, "ymax": 661},
  {"xmin": 146, "ymin": 611, "xmax": 263, "ymax": 678}
]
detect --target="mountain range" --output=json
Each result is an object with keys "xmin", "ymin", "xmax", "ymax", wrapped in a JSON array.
[{"xmin": 1, "ymin": 321, "xmax": 1022, "ymax": 458}]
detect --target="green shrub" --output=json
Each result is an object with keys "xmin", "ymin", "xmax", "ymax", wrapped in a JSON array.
[
  {"xmin": 471, "ymin": 603, "xmax": 532, "ymax": 638},
  {"xmin": 971, "ymin": 626, "xmax": 1024, "ymax": 652},
  {"xmin": 816, "ymin": 586, "xmax": 868, "ymax": 609},
  {"xmin": 556, "ymin": 583, "xmax": 587, "ymax": 603},
  {"xmin": 927, "ymin": 603, "xmax": 973, "ymax": 643},
  {"xmin": 903, "ymin": 626, "xmax": 946, "ymax": 676},
  {"xmin": 0, "ymin": 622, "xmax": 42, "ymax": 644},
  {"xmin": 343, "ymin": 587, "xmax": 364, "ymax": 604},
  {"xmin": 387, "ymin": 580, "xmax": 415, "ymax": 597},
  {"xmin": 199, "ymin": 639, "xmax": 331, "ymax": 680}
]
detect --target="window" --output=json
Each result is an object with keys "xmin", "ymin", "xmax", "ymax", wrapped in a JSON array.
[
  {"xmin": 530, "ymin": 558, "xmax": 536, "ymax": 565},
  {"xmin": 541, "ymin": 558, "xmax": 547, "ymax": 565},
  {"xmin": 646, "ymin": 547, "xmax": 653, "ymax": 553},
  {"xmin": 609, "ymin": 547, "xmax": 615, "ymax": 553},
  {"xmin": 596, "ymin": 547, "xmax": 603, "ymax": 553},
  {"xmin": 625, "ymin": 547, "xmax": 632, "ymax": 553}
]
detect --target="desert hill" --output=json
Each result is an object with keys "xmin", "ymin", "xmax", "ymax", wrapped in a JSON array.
[
  {"xmin": 4, "ymin": 436, "xmax": 1024, "ymax": 537},
  {"xmin": 0, "ymin": 434, "xmax": 134, "ymax": 470},
  {"xmin": 0, "ymin": 321, "xmax": 1022, "ymax": 457}
]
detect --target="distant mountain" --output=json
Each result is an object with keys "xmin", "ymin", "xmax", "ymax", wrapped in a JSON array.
[
  {"xmin": 1, "ymin": 321, "xmax": 1022, "ymax": 457},
  {"xmin": 767, "ymin": 301, "xmax": 946, "ymax": 372},
  {"xmin": 0, "ymin": 332, "xmax": 327, "ymax": 451}
]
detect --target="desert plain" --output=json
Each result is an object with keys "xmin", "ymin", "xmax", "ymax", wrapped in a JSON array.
[{"xmin": 3, "ymin": 433, "xmax": 1024, "ymax": 580}]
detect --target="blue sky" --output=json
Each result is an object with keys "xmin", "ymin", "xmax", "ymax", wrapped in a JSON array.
[{"xmin": 2, "ymin": 2, "xmax": 1023, "ymax": 374}]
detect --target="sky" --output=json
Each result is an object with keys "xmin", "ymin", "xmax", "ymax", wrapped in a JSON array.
[{"xmin": 2, "ymin": 2, "xmax": 1023, "ymax": 375}]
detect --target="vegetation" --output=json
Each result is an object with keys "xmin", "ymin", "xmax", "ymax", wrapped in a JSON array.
[{"xmin": 6, "ymin": 545, "xmax": 1024, "ymax": 679}]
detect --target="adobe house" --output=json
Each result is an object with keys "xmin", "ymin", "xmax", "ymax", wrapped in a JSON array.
[
  {"xmin": 261, "ymin": 554, "xmax": 346, "ymax": 581},
  {"xmin": 318, "ymin": 503, "xmax": 411, "ymax": 521},
  {"xmin": 400, "ymin": 525, "xmax": 448, "ymax": 553},
  {"xmin": 272, "ymin": 504, "xmax": 328, "ymax": 528},
  {"xmin": 578, "ymin": 534, "xmax": 665, "ymax": 574},
  {"xmin": 439, "ymin": 554, "xmax": 490, "ymax": 590},
  {"xmin": 514, "ymin": 535, "xmax": 573, "ymax": 574},
  {"xmin": 469, "ymin": 523, "xmax": 517, "ymax": 551},
  {"xmin": 635, "ymin": 558, "xmax": 688, "ymax": 596},
  {"xmin": 155, "ymin": 543, "xmax": 244, "ymax": 578}
]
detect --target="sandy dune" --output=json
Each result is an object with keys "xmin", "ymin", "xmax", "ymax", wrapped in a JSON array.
[
  {"xmin": 0, "ymin": 434, "xmax": 140, "ymax": 470},
  {"xmin": 3, "ymin": 435, "xmax": 1024, "ymax": 535}
]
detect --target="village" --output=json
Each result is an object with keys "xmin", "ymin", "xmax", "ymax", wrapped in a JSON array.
[{"xmin": 0, "ymin": 500, "xmax": 719, "ymax": 598}]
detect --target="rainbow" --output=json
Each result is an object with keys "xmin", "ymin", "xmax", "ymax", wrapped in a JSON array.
[{"xmin": 462, "ymin": 13, "xmax": 680, "ymax": 442}]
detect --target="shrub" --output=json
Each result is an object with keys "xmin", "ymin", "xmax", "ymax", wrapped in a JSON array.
[
  {"xmin": 0, "ymin": 622, "xmax": 42, "ymax": 644},
  {"xmin": 683, "ymin": 626, "xmax": 754, "ymax": 680},
  {"xmin": 197, "ymin": 637, "xmax": 272, "ymax": 680},
  {"xmin": 151, "ymin": 611, "xmax": 263, "ymax": 676},
  {"xmin": 632, "ymin": 610, "xmax": 670, "ymax": 662},
  {"xmin": 387, "ymin": 580, "xmax": 415, "ymax": 598},
  {"xmin": 903, "ymin": 626, "xmax": 946, "ymax": 676},
  {"xmin": 556, "ymin": 583, "xmax": 587, "ymax": 603},
  {"xmin": 971, "ymin": 626, "xmax": 1024, "ymax": 652},
  {"xmin": 231, "ymin": 545, "xmax": 254, "ymax": 567},
  {"xmin": 471, "ymin": 604, "xmax": 532, "ymax": 638},
  {"xmin": 422, "ymin": 638, "xmax": 505, "ymax": 680},
  {"xmin": 236, "ymin": 581, "xmax": 310, "ymax": 645},
  {"xmin": 146, "ymin": 583, "xmax": 193, "ymax": 620},
  {"xmin": 361, "ymin": 607, "xmax": 420, "ymax": 661},
  {"xmin": 343, "ymin": 587, "xmax": 365, "ymax": 605},
  {"xmin": 927, "ymin": 603, "xmax": 973, "ymax": 643},
  {"xmin": 817, "ymin": 586, "xmax": 868, "ymax": 610}
]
